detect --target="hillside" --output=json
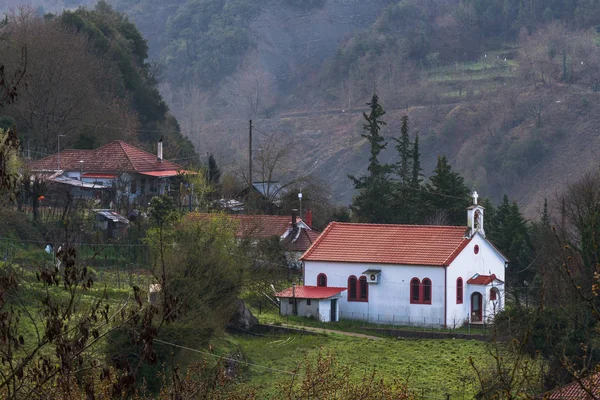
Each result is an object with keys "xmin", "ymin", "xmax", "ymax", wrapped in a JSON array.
[{"xmin": 3, "ymin": 0, "xmax": 600, "ymax": 216}]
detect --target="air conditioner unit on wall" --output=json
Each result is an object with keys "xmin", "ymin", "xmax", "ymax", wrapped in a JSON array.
[{"xmin": 363, "ymin": 269, "xmax": 381, "ymax": 284}]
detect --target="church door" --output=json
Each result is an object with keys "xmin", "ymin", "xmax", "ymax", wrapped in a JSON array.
[{"xmin": 471, "ymin": 292, "xmax": 482, "ymax": 322}]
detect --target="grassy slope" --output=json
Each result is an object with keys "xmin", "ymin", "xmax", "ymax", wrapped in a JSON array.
[{"xmin": 231, "ymin": 332, "xmax": 493, "ymax": 398}]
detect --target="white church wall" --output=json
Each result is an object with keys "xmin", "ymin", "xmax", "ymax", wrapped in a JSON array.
[
  {"xmin": 304, "ymin": 261, "xmax": 445, "ymax": 325},
  {"xmin": 446, "ymin": 233, "xmax": 507, "ymax": 325}
]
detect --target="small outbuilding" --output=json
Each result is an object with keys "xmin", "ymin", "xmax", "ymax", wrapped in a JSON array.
[{"xmin": 275, "ymin": 285, "xmax": 346, "ymax": 322}]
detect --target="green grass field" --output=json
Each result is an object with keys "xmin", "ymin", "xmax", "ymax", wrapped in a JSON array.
[{"xmin": 230, "ymin": 332, "xmax": 494, "ymax": 399}]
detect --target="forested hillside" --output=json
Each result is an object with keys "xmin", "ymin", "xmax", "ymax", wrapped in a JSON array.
[
  {"xmin": 3, "ymin": 0, "xmax": 600, "ymax": 213},
  {"xmin": 0, "ymin": 2, "xmax": 196, "ymax": 160}
]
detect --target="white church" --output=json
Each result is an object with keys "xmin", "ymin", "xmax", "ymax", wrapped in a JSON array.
[{"xmin": 275, "ymin": 192, "xmax": 507, "ymax": 326}]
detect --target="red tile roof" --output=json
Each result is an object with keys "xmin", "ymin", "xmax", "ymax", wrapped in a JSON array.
[
  {"xmin": 187, "ymin": 213, "xmax": 309, "ymax": 240},
  {"xmin": 301, "ymin": 222, "xmax": 471, "ymax": 266},
  {"xmin": 544, "ymin": 373, "xmax": 600, "ymax": 399},
  {"xmin": 275, "ymin": 285, "xmax": 347, "ymax": 299},
  {"xmin": 29, "ymin": 141, "xmax": 183, "ymax": 174},
  {"xmin": 467, "ymin": 274, "xmax": 502, "ymax": 285}
]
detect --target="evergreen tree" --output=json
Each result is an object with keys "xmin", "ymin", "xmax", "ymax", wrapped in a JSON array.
[
  {"xmin": 408, "ymin": 133, "xmax": 423, "ymax": 223},
  {"xmin": 394, "ymin": 115, "xmax": 411, "ymax": 185},
  {"xmin": 410, "ymin": 133, "xmax": 422, "ymax": 190},
  {"xmin": 392, "ymin": 115, "xmax": 412, "ymax": 224},
  {"xmin": 490, "ymin": 195, "xmax": 534, "ymax": 306},
  {"xmin": 424, "ymin": 155, "xmax": 470, "ymax": 225},
  {"xmin": 349, "ymin": 94, "xmax": 393, "ymax": 223},
  {"xmin": 207, "ymin": 153, "xmax": 221, "ymax": 185}
]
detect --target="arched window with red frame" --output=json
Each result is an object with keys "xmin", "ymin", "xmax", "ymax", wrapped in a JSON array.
[
  {"xmin": 359, "ymin": 276, "xmax": 368, "ymax": 301},
  {"xmin": 422, "ymin": 278, "xmax": 432, "ymax": 304},
  {"xmin": 317, "ymin": 273, "xmax": 327, "ymax": 287},
  {"xmin": 456, "ymin": 278, "xmax": 463, "ymax": 304},
  {"xmin": 410, "ymin": 278, "xmax": 420, "ymax": 304},
  {"xmin": 348, "ymin": 275, "xmax": 357, "ymax": 301}
]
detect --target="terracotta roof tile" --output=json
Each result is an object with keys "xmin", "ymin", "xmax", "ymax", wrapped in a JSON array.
[
  {"xmin": 275, "ymin": 285, "xmax": 347, "ymax": 299},
  {"xmin": 29, "ymin": 141, "xmax": 182, "ymax": 173},
  {"xmin": 467, "ymin": 274, "xmax": 502, "ymax": 285},
  {"xmin": 544, "ymin": 373, "xmax": 600, "ymax": 399},
  {"xmin": 187, "ymin": 213, "xmax": 312, "ymax": 240},
  {"xmin": 301, "ymin": 222, "xmax": 470, "ymax": 266}
]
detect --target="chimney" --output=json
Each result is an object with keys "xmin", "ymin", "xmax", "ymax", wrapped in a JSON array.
[
  {"xmin": 157, "ymin": 136, "xmax": 163, "ymax": 162},
  {"xmin": 291, "ymin": 209, "xmax": 298, "ymax": 229},
  {"xmin": 305, "ymin": 209, "xmax": 313, "ymax": 228}
]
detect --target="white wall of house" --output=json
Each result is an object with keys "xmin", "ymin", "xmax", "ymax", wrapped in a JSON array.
[
  {"xmin": 445, "ymin": 233, "xmax": 507, "ymax": 326},
  {"xmin": 318, "ymin": 299, "xmax": 332, "ymax": 322},
  {"xmin": 304, "ymin": 261, "xmax": 446, "ymax": 325},
  {"xmin": 278, "ymin": 297, "xmax": 340, "ymax": 322}
]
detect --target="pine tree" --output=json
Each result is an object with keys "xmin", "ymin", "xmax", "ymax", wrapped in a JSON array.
[
  {"xmin": 362, "ymin": 93, "xmax": 387, "ymax": 178},
  {"xmin": 349, "ymin": 93, "xmax": 393, "ymax": 223},
  {"xmin": 424, "ymin": 155, "xmax": 470, "ymax": 225}
]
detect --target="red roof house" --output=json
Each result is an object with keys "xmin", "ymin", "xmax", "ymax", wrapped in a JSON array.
[
  {"xmin": 29, "ymin": 140, "xmax": 184, "ymax": 204},
  {"xmin": 543, "ymin": 373, "xmax": 600, "ymax": 399}
]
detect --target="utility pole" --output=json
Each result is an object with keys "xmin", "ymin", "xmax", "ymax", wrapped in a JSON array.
[{"xmin": 248, "ymin": 119, "xmax": 253, "ymax": 188}]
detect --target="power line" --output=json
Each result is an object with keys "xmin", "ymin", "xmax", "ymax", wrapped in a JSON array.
[{"xmin": 153, "ymin": 338, "xmax": 296, "ymax": 375}]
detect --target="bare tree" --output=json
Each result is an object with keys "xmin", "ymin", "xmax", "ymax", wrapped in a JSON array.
[
  {"xmin": 224, "ymin": 54, "xmax": 276, "ymax": 119},
  {"xmin": 0, "ymin": 11, "xmax": 138, "ymax": 154}
]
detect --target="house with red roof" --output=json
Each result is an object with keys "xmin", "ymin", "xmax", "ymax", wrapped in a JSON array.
[
  {"xmin": 29, "ymin": 140, "xmax": 184, "ymax": 205},
  {"xmin": 187, "ymin": 210, "xmax": 319, "ymax": 268},
  {"xmin": 280, "ymin": 192, "xmax": 508, "ymax": 326},
  {"xmin": 541, "ymin": 372, "xmax": 600, "ymax": 399}
]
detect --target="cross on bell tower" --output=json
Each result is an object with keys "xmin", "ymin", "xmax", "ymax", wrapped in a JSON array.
[{"xmin": 467, "ymin": 191, "xmax": 485, "ymax": 237}]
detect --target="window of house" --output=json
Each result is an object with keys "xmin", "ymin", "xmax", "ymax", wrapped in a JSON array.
[
  {"xmin": 422, "ymin": 278, "xmax": 432, "ymax": 304},
  {"xmin": 410, "ymin": 278, "xmax": 420, "ymax": 304},
  {"xmin": 317, "ymin": 273, "xmax": 327, "ymax": 287},
  {"xmin": 359, "ymin": 276, "xmax": 368, "ymax": 301},
  {"xmin": 490, "ymin": 288, "xmax": 498, "ymax": 301},
  {"xmin": 307, "ymin": 299, "xmax": 312, "ymax": 306},
  {"xmin": 130, "ymin": 179, "xmax": 137, "ymax": 194},
  {"xmin": 457, "ymin": 278, "xmax": 463, "ymax": 304},
  {"xmin": 348, "ymin": 276, "xmax": 357, "ymax": 301},
  {"xmin": 288, "ymin": 298, "xmax": 293, "ymax": 304}
]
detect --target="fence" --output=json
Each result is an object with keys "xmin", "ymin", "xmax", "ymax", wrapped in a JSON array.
[{"xmin": 247, "ymin": 300, "xmax": 489, "ymax": 336}]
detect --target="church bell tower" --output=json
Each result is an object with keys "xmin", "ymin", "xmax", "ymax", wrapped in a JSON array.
[{"xmin": 467, "ymin": 191, "xmax": 485, "ymax": 237}]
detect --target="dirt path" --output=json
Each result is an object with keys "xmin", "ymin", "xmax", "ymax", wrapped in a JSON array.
[{"xmin": 269, "ymin": 324, "xmax": 384, "ymax": 340}]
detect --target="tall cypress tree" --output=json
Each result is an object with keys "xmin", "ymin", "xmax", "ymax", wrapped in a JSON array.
[
  {"xmin": 394, "ymin": 115, "xmax": 411, "ymax": 185},
  {"xmin": 392, "ymin": 115, "xmax": 412, "ymax": 224},
  {"xmin": 349, "ymin": 93, "xmax": 393, "ymax": 223},
  {"xmin": 408, "ymin": 133, "xmax": 423, "ymax": 223},
  {"xmin": 410, "ymin": 133, "xmax": 422, "ymax": 190},
  {"xmin": 207, "ymin": 153, "xmax": 221, "ymax": 185}
]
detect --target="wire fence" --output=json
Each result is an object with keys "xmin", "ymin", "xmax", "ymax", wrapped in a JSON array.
[{"xmin": 247, "ymin": 300, "xmax": 489, "ymax": 337}]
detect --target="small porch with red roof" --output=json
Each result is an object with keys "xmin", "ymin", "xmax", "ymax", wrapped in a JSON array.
[{"xmin": 275, "ymin": 285, "xmax": 347, "ymax": 323}]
